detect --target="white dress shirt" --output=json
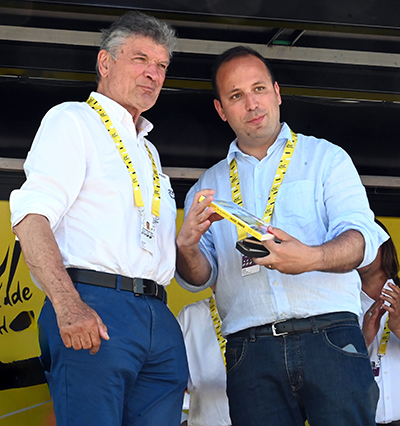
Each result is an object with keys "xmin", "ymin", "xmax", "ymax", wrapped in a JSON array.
[
  {"xmin": 10, "ymin": 92, "xmax": 177, "ymax": 286},
  {"xmin": 176, "ymin": 123, "xmax": 388, "ymax": 336},
  {"xmin": 361, "ymin": 280, "xmax": 400, "ymax": 424},
  {"xmin": 177, "ymin": 298, "xmax": 231, "ymax": 426}
]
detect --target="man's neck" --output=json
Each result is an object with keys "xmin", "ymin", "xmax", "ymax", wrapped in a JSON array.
[
  {"xmin": 95, "ymin": 86, "xmax": 141, "ymax": 125},
  {"xmin": 237, "ymin": 144, "xmax": 269, "ymax": 161},
  {"xmin": 236, "ymin": 124, "xmax": 283, "ymax": 161}
]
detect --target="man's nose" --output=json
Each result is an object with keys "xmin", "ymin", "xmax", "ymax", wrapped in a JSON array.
[
  {"xmin": 245, "ymin": 93, "xmax": 258, "ymax": 111},
  {"xmin": 144, "ymin": 62, "xmax": 162, "ymax": 80}
]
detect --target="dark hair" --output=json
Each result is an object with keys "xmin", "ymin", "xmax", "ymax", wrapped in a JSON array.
[
  {"xmin": 211, "ymin": 46, "xmax": 276, "ymax": 102},
  {"xmin": 376, "ymin": 219, "xmax": 400, "ymax": 286},
  {"xmin": 96, "ymin": 11, "xmax": 177, "ymax": 80}
]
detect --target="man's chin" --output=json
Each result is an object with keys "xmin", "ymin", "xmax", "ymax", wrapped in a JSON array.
[{"xmin": 138, "ymin": 96, "xmax": 158, "ymax": 112}]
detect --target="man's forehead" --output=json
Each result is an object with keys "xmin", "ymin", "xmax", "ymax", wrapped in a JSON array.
[
  {"xmin": 218, "ymin": 56, "xmax": 272, "ymax": 83},
  {"xmin": 218, "ymin": 67, "xmax": 273, "ymax": 95},
  {"xmin": 120, "ymin": 35, "xmax": 169, "ymax": 59}
]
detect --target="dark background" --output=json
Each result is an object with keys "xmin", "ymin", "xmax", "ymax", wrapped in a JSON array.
[{"xmin": 1, "ymin": 0, "xmax": 400, "ymax": 213}]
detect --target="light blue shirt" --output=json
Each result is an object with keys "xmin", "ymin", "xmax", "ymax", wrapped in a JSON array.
[{"xmin": 176, "ymin": 123, "xmax": 388, "ymax": 336}]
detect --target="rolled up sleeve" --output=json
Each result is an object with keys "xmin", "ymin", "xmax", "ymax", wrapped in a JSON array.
[
  {"xmin": 10, "ymin": 105, "xmax": 87, "ymax": 231},
  {"xmin": 322, "ymin": 146, "xmax": 388, "ymax": 268}
]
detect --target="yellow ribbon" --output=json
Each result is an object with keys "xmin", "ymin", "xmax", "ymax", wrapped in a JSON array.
[
  {"xmin": 230, "ymin": 130, "xmax": 298, "ymax": 240},
  {"xmin": 209, "ymin": 294, "xmax": 226, "ymax": 368},
  {"xmin": 86, "ymin": 96, "xmax": 161, "ymax": 217}
]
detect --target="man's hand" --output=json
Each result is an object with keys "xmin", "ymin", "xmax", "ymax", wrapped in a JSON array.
[
  {"xmin": 176, "ymin": 189, "xmax": 223, "ymax": 249},
  {"xmin": 55, "ymin": 297, "xmax": 109, "ymax": 355},
  {"xmin": 176, "ymin": 188, "xmax": 223, "ymax": 286},
  {"xmin": 254, "ymin": 226, "xmax": 321, "ymax": 275},
  {"xmin": 254, "ymin": 226, "xmax": 364, "ymax": 275},
  {"xmin": 13, "ymin": 214, "xmax": 110, "ymax": 355}
]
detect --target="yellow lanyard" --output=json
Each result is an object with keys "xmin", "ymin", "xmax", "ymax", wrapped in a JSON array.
[
  {"xmin": 378, "ymin": 314, "xmax": 390, "ymax": 357},
  {"xmin": 209, "ymin": 294, "xmax": 226, "ymax": 368},
  {"xmin": 86, "ymin": 96, "xmax": 161, "ymax": 217},
  {"xmin": 230, "ymin": 130, "xmax": 298, "ymax": 240}
]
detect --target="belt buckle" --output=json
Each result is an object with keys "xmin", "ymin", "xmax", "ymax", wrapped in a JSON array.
[
  {"xmin": 272, "ymin": 319, "xmax": 288, "ymax": 336},
  {"xmin": 132, "ymin": 278, "xmax": 144, "ymax": 295}
]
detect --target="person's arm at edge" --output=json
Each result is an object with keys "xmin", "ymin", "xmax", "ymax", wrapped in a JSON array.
[
  {"xmin": 257, "ymin": 227, "xmax": 365, "ymax": 275},
  {"xmin": 176, "ymin": 189, "xmax": 222, "ymax": 286},
  {"xmin": 13, "ymin": 214, "xmax": 109, "ymax": 354}
]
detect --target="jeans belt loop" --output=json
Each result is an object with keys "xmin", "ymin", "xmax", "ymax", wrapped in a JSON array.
[
  {"xmin": 116, "ymin": 275, "xmax": 122, "ymax": 292},
  {"xmin": 272, "ymin": 319, "xmax": 289, "ymax": 336},
  {"xmin": 310, "ymin": 316, "xmax": 319, "ymax": 334}
]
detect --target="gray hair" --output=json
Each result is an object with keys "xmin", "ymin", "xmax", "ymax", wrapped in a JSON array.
[{"xmin": 96, "ymin": 11, "xmax": 177, "ymax": 79}]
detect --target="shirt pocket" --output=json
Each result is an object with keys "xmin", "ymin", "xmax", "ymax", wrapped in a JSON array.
[{"xmin": 274, "ymin": 180, "xmax": 320, "ymax": 241}]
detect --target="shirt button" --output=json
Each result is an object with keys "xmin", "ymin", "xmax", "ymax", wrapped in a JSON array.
[
  {"xmin": 258, "ymin": 194, "xmax": 262, "ymax": 199},
  {"xmin": 384, "ymin": 371, "xmax": 388, "ymax": 375},
  {"xmin": 386, "ymin": 396, "xmax": 390, "ymax": 400},
  {"xmin": 273, "ymin": 281, "xmax": 278, "ymax": 286},
  {"xmin": 281, "ymin": 312, "xmax": 286, "ymax": 317}
]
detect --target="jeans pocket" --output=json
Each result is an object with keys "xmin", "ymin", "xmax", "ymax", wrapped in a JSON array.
[
  {"xmin": 226, "ymin": 338, "xmax": 248, "ymax": 375},
  {"xmin": 322, "ymin": 323, "xmax": 369, "ymax": 358}
]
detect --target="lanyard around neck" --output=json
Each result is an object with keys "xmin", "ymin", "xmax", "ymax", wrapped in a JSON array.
[
  {"xmin": 209, "ymin": 294, "xmax": 226, "ymax": 368},
  {"xmin": 378, "ymin": 314, "xmax": 390, "ymax": 357},
  {"xmin": 230, "ymin": 130, "xmax": 298, "ymax": 240},
  {"xmin": 86, "ymin": 96, "xmax": 161, "ymax": 217}
]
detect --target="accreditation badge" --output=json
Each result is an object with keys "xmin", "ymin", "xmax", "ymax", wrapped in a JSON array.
[
  {"xmin": 241, "ymin": 255, "xmax": 260, "ymax": 276},
  {"xmin": 140, "ymin": 213, "xmax": 157, "ymax": 254}
]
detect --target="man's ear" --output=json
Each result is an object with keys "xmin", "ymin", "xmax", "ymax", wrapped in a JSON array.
[
  {"xmin": 97, "ymin": 50, "xmax": 110, "ymax": 78},
  {"xmin": 214, "ymin": 99, "xmax": 227, "ymax": 122},
  {"xmin": 274, "ymin": 81, "xmax": 282, "ymax": 106}
]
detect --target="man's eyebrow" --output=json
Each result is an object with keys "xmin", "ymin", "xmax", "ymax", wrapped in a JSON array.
[
  {"xmin": 130, "ymin": 50, "xmax": 148, "ymax": 57},
  {"xmin": 252, "ymin": 80, "xmax": 267, "ymax": 86},
  {"xmin": 130, "ymin": 50, "xmax": 169, "ymax": 65},
  {"xmin": 226, "ymin": 87, "xmax": 241, "ymax": 96},
  {"xmin": 225, "ymin": 80, "xmax": 267, "ymax": 96}
]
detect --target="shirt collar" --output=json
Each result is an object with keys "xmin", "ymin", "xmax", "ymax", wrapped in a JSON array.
[
  {"xmin": 90, "ymin": 91, "xmax": 154, "ymax": 138},
  {"xmin": 226, "ymin": 122, "xmax": 292, "ymax": 163}
]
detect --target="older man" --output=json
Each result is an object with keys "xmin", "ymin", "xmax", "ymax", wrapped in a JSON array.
[
  {"xmin": 10, "ymin": 12, "xmax": 188, "ymax": 426},
  {"xmin": 176, "ymin": 46, "xmax": 387, "ymax": 426}
]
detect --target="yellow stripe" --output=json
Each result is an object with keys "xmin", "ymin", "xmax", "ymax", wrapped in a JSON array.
[
  {"xmin": 230, "ymin": 130, "xmax": 298, "ymax": 240},
  {"xmin": 378, "ymin": 314, "xmax": 391, "ymax": 356},
  {"xmin": 209, "ymin": 295, "xmax": 226, "ymax": 368},
  {"xmin": 86, "ymin": 96, "xmax": 160, "ymax": 217}
]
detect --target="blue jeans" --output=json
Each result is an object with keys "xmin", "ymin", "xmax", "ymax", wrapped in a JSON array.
[
  {"xmin": 39, "ymin": 282, "xmax": 188, "ymax": 426},
  {"xmin": 226, "ymin": 317, "xmax": 378, "ymax": 426}
]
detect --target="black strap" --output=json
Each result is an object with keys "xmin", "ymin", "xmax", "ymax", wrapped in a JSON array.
[
  {"xmin": 228, "ymin": 312, "xmax": 358, "ymax": 339},
  {"xmin": 67, "ymin": 268, "xmax": 167, "ymax": 303}
]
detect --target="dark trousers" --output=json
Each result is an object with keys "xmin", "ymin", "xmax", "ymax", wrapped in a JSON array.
[
  {"xmin": 226, "ymin": 316, "xmax": 378, "ymax": 426},
  {"xmin": 39, "ymin": 282, "xmax": 188, "ymax": 426}
]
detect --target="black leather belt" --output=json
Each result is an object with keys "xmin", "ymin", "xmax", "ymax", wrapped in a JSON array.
[
  {"xmin": 228, "ymin": 311, "xmax": 358, "ymax": 338},
  {"xmin": 67, "ymin": 268, "xmax": 167, "ymax": 304}
]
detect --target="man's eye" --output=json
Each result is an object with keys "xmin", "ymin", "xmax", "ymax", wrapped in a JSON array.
[
  {"xmin": 255, "ymin": 86, "xmax": 265, "ymax": 92},
  {"xmin": 231, "ymin": 93, "xmax": 241, "ymax": 100}
]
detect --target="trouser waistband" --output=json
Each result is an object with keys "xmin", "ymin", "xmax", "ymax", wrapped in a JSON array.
[
  {"xmin": 67, "ymin": 268, "xmax": 167, "ymax": 304},
  {"xmin": 228, "ymin": 311, "xmax": 358, "ymax": 339}
]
